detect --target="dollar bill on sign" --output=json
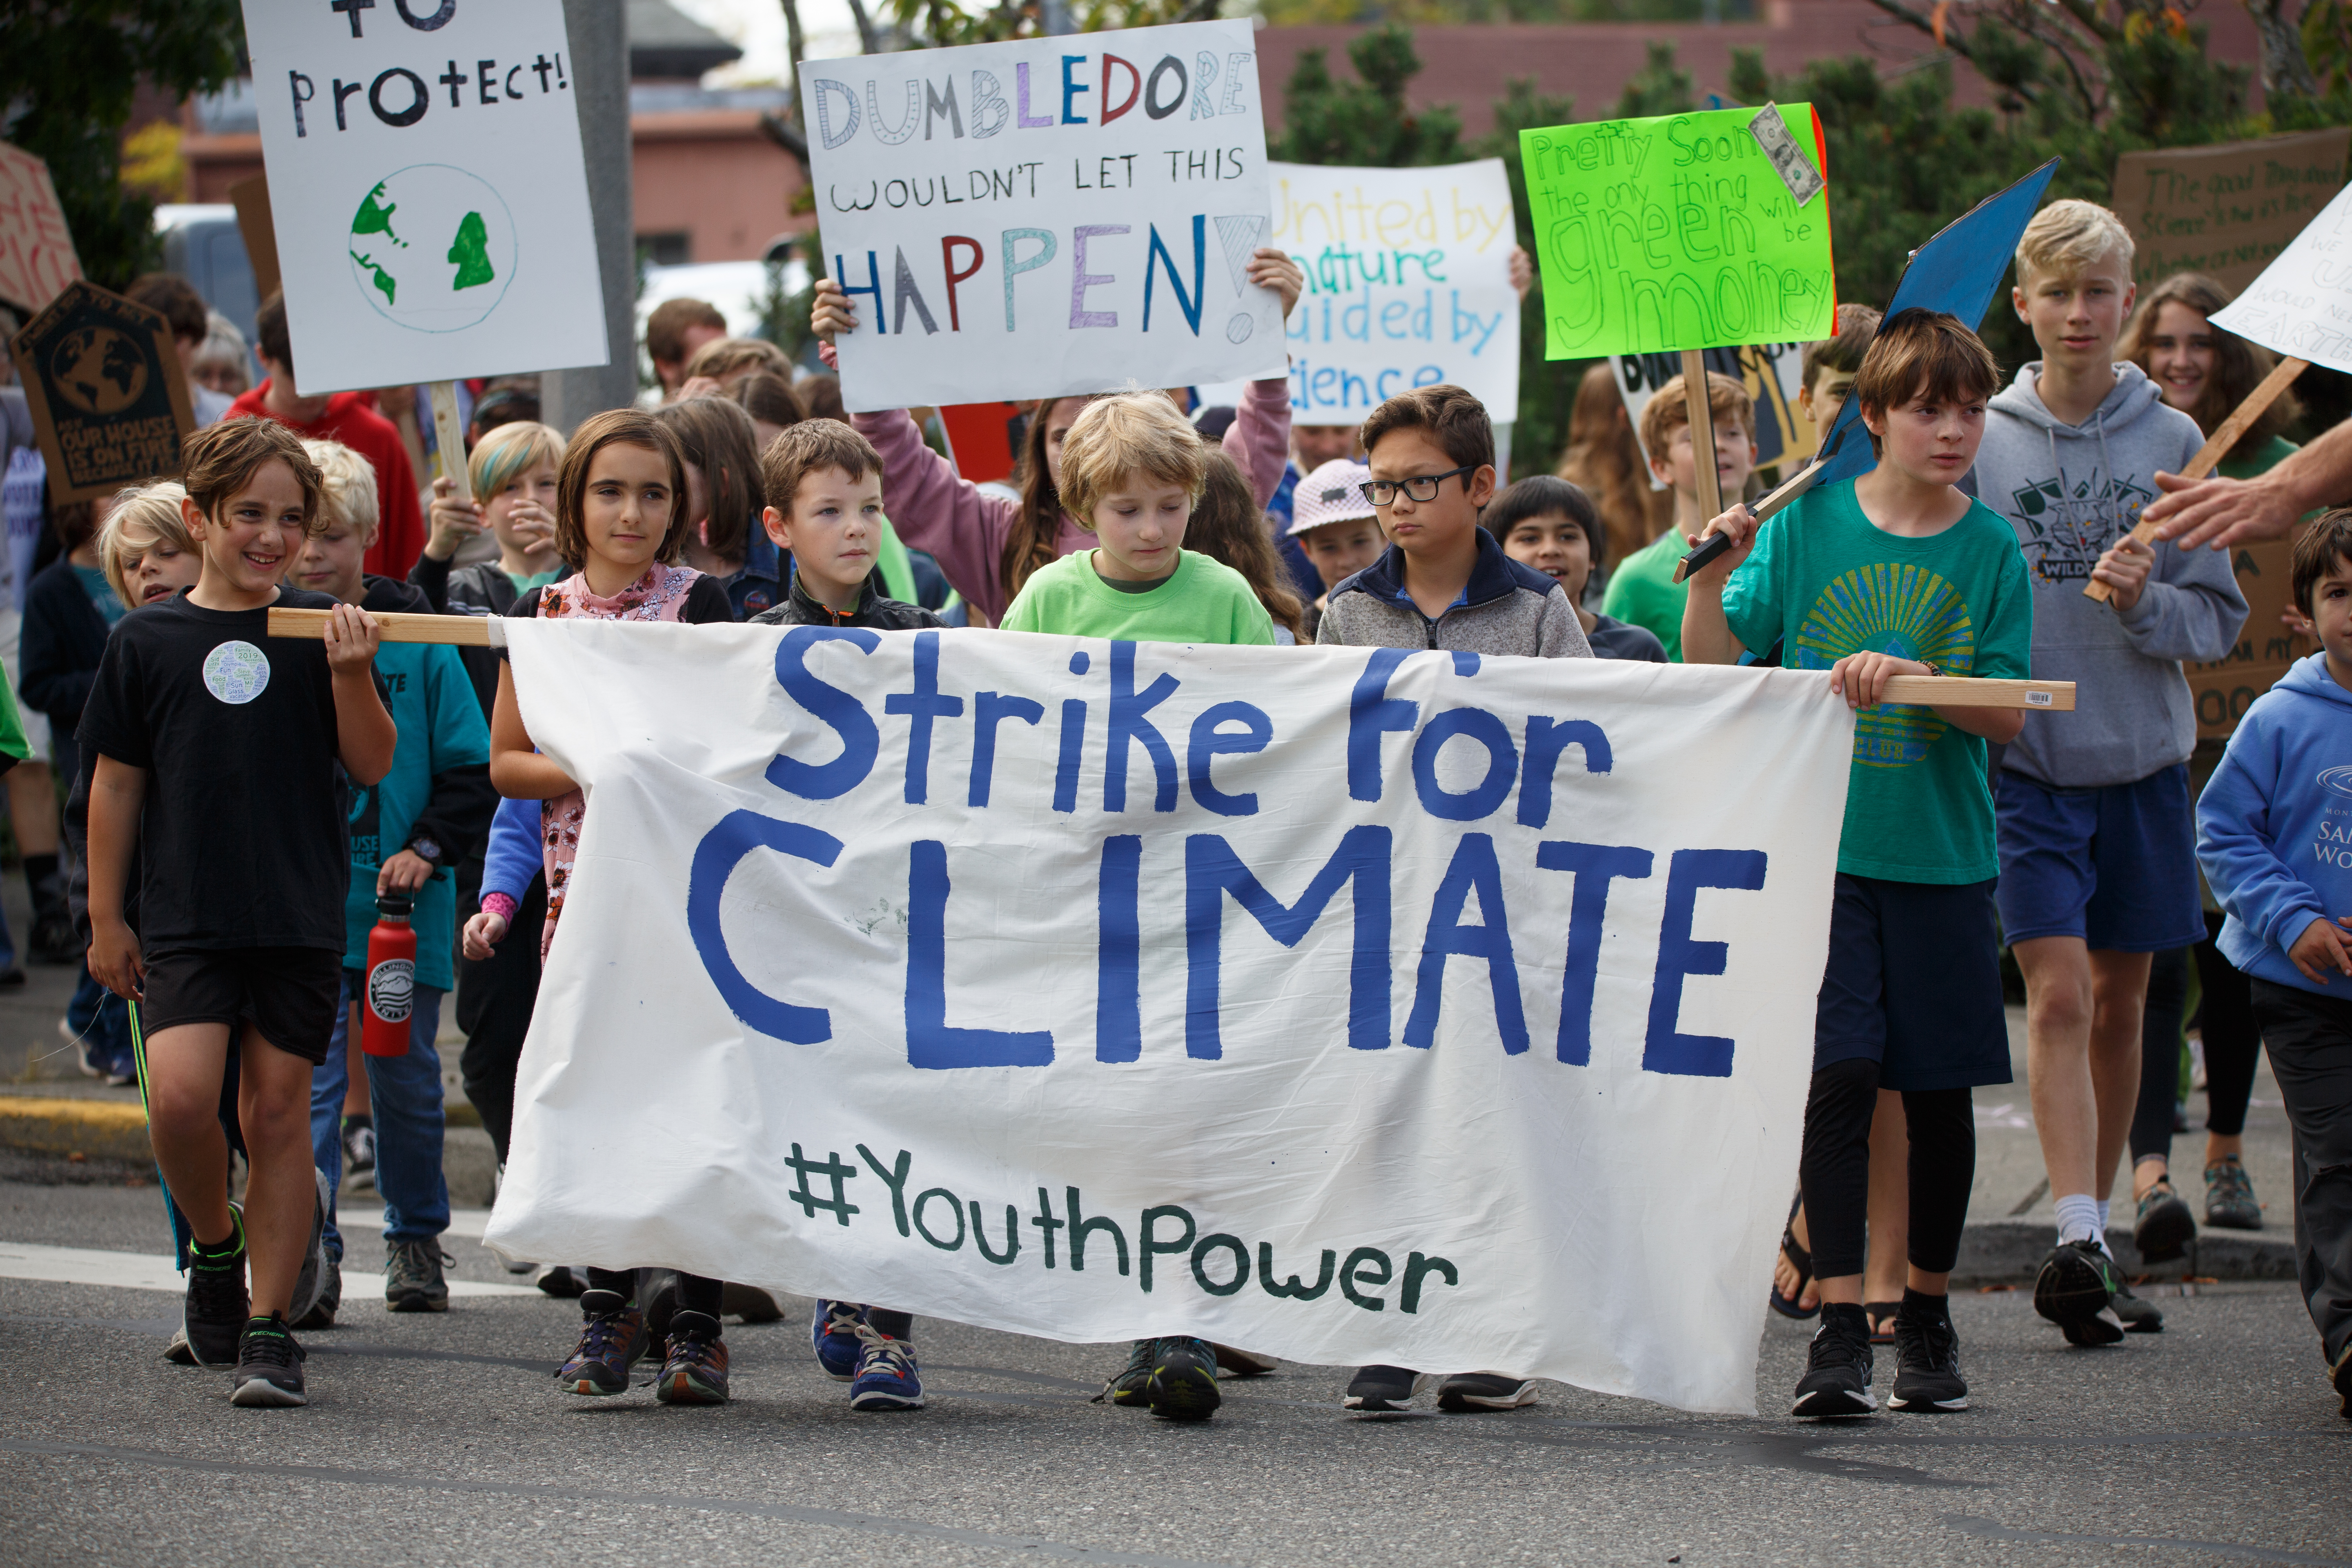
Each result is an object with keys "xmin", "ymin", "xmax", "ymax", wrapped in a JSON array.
[{"xmin": 1748, "ymin": 104, "xmax": 1824, "ymax": 208}]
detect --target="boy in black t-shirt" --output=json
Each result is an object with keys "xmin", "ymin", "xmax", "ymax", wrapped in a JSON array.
[{"xmin": 81, "ymin": 417, "xmax": 396, "ymax": 1408}]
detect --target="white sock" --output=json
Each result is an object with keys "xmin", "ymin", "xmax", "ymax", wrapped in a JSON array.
[
  {"xmin": 2054, "ymin": 1193, "xmax": 2101, "ymax": 1245},
  {"xmin": 2096, "ymin": 1198, "xmax": 2111, "ymax": 1236}
]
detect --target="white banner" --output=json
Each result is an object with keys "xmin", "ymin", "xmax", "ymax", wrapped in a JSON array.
[
  {"xmin": 239, "ymin": 0, "xmax": 608, "ymax": 393},
  {"xmin": 1271, "ymin": 160, "xmax": 1521, "ymax": 422},
  {"xmin": 486, "ymin": 624, "xmax": 1855, "ymax": 1414},
  {"xmin": 2211, "ymin": 177, "xmax": 2352, "ymax": 377},
  {"xmin": 805, "ymin": 21, "xmax": 1289, "ymax": 413}
]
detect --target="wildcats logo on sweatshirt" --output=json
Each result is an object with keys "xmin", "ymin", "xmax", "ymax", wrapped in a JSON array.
[{"xmin": 2004, "ymin": 467, "xmax": 2156, "ymax": 586}]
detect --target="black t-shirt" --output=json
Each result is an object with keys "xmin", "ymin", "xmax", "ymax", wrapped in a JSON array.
[{"xmin": 78, "ymin": 586, "xmax": 352, "ymax": 953}]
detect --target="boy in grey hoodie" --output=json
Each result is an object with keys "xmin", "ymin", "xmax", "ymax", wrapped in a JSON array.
[{"xmin": 1975, "ymin": 200, "xmax": 2248, "ymax": 1348}]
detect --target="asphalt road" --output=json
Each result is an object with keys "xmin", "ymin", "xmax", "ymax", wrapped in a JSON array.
[{"xmin": 3, "ymin": 1169, "xmax": 2347, "ymax": 1568}]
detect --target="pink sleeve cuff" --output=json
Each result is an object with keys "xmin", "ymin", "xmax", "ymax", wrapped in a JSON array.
[{"xmin": 480, "ymin": 893, "xmax": 519, "ymax": 923}]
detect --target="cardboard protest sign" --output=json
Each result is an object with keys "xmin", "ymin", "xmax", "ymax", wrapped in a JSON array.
[
  {"xmin": 237, "ymin": 0, "xmax": 608, "ymax": 394},
  {"xmin": 2187, "ymin": 540, "xmax": 2313, "ymax": 740},
  {"xmin": 0, "ymin": 140, "xmax": 81, "ymax": 319},
  {"xmin": 1270, "ymin": 160, "xmax": 1520, "ymax": 421},
  {"xmin": 2113, "ymin": 130, "xmax": 2349, "ymax": 294},
  {"xmin": 486, "ymin": 621, "xmax": 1850, "ymax": 1414},
  {"xmin": 1520, "ymin": 105, "xmax": 1835, "ymax": 360},
  {"xmin": 2210, "ymin": 178, "xmax": 2352, "ymax": 376},
  {"xmin": 8, "ymin": 282, "xmax": 194, "ymax": 504},
  {"xmin": 229, "ymin": 172, "xmax": 283, "ymax": 305},
  {"xmin": 1613, "ymin": 342, "xmax": 1811, "ymax": 480},
  {"xmin": 804, "ymin": 21, "xmax": 1289, "ymax": 413}
]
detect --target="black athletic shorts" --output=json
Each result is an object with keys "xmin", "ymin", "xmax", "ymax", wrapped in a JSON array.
[{"xmin": 138, "ymin": 947, "xmax": 344, "ymax": 1066}]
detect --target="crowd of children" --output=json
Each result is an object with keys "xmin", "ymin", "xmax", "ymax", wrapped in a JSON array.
[{"xmin": 29, "ymin": 189, "xmax": 2348, "ymax": 1427}]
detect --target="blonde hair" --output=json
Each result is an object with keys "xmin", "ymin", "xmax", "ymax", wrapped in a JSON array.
[
  {"xmin": 468, "ymin": 419, "xmax": 565, "ymax": 501},
  {"xmin": 2016, "ymin": 198, "xmax": 2135, "ymax": 284},
  {"xmin": 301, "ymin": 439, "xmax": 380, "ymax": 542},
  {"xmin": 1056, "ymin": 391, "xmax": 1208, "ymax": 528},
  {"xmin": 98, "ymin": 480, "xmax": 194, "ymax": 610}
]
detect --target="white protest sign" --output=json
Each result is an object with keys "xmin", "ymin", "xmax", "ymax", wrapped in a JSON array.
[
  {"xmin": 486, "ymin": 623, "xmax": 1853, "ymax": 1414},
  {"xmin": 238, "ymin": 0, "xmax": 608, "ymax": 394},
  {"xmin": 805, "ymin": 21, "xmax": 1288, "ymax": 414},
  {"xmin": 1272, "ymin": 160, "xmax": 1520, "ymax": 422},
  {"xmin": 2211, "ymin": 178, "xmax": 2352, "ymax": 376}
]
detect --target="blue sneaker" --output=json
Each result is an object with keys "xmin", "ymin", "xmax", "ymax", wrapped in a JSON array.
[
  {"xmin": 812, "ymin": 1299, "xmax": 865, "ymax": 1381},
  {"xmin": 848, "ymin": 1326, "xmax": 925, "ymax": 1411}
]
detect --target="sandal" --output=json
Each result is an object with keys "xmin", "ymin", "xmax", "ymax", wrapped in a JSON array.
[
  {"xmin": 1865, "ymin": 1301, "xmax": 1901, "ymax": 1344},
  {"xmin": 1769, "ymin": 1200, "xmax": 1820, "ymax": 1321}
]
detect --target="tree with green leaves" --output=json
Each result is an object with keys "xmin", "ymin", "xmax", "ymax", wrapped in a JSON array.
[{"xmin": 0, "ymin": 2, "xmax": 247, "ymax": 291}]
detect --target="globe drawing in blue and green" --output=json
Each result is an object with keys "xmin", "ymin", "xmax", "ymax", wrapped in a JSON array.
[
  {"xmin": 346, "ymin": 165, "xmax": 516, "ymax": 333},
  {"xmin": 1793, "ymin": 563, "xmax": 1977, "ymax": 769}
]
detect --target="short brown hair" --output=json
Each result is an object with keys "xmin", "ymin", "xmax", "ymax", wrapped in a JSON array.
[
  {"xmin": 797, "ymin": 373, "xmax": 846, "ymax": 422},
  {"xmin": 646, "ymin": 297, "xmax": 726, "ymax": 368},
  {"xmin": 555, "ymin": 409, "xmax": 691, "ymax": 569},
  {"xmin": 2293, "ymin": 508, "xmax": 2352, "ymax": 620},
  {"xmin": 654, "ymin": 395, "xmax": 764, "ymax": 562},
  {"xmin": 2120, "ymin": 272, "xmax": 2303, "ymax": 454},
  {"xmin": 254, "ymin": 290, "xmax": 292, "ymax": 372},
  {"xmin": 682, "ymin": 336, "xmax": 793, "ymax": 383},
  {"xmin": 1360, "ymin": 384, "xmax": 1493, "ymax": 476},
  {"xmin": 124, "ymin": 273, "xmax": 208, "ymax": 345},
  {"xmin": 729, "ymin": 371, "xmax": 805, "ymax": 432},
  {"xmin": 1638, "ymin": 371, "xmax": 1752, "ymax": 459},
  {"xmin": 1852, "ymin": 309, "xmax": 2001, "ymax": 454},
  {"xmin": 1801, "ymin": 303, "xmax": 1882, "ymax": 392},
  {"xmin": 1057, "ymin": 392, "xmax": 1207, "ymax": 527},
  {"xmin": 760, "ymin": 418, "xmax": 884, "ymax": 520},
  {"xmin": 181, "ymin": 416, "xmax": 323, "ymax": 533}
]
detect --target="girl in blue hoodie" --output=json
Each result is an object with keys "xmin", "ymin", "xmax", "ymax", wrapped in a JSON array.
[{"xmin": 2196, "ymin": 508, "xmax": 2352, "ymax": 1420}]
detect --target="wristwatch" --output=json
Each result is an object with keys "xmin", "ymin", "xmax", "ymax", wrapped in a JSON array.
[
  {"xmin": 1917, "ymin": 661, "xmax": 1946, "ymax": 679},
  {"xmin": 406, "ymin": 835, "xmax": 443, "ymax": 866}
]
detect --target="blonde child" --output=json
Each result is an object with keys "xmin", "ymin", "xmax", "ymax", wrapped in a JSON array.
[
  {"xmin": 416, "ymin": 421, "xmax": 566, "ymax": 618},
  {"xmin": 99, "ymin": 482, "xmax": 205, "ymax": 613},
  {"xmin": 1600, "ymin": 373, "xmax": 1757, "ymax": 661}
]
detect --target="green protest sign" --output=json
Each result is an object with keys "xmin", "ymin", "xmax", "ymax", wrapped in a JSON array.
[{"xmin": 1521, "ymin": 105, "xmax": 1836, "ymax": 360}]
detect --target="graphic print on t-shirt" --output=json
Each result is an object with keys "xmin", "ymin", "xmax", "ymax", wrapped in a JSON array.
[
  {"xmin": 2005, "ymin": 465, "xmax": 2153, "ymax": 586},
  {"xmin": 201, "ymin": 640, "xmax": 272, "ymax": 704},
  {"xmin": 1793, "ymin": 562, "xmax": 1976, "ymax": 768}
]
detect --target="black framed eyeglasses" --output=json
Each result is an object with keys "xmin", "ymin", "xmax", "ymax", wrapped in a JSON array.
[{"xmin": 1359, "ymin": 465, "xmax": 1477, "ymax": 506}]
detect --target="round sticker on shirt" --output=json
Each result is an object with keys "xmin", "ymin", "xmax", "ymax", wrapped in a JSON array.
[{"xmin": 202, "ymin": 641, "xmax": 271, "ymax": 705}]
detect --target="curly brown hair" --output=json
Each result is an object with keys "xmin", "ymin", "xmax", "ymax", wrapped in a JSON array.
[{"xmin": 2120, "ymin": 272, "xmax": 2302, "ymax": 459}]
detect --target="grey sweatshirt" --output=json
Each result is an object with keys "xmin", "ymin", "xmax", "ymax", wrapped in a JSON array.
[{"xmin": 1976, "ymin": 361, "xmax": 2246, "ymax": 788}]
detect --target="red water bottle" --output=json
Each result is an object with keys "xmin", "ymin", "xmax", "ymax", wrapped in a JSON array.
[{"xmin": 363, "ymin": 893, "xmax": 416, "ymax": 1058}]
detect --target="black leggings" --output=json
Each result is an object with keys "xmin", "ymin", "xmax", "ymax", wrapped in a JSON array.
[
  {"xmin": 2131, "ymin": 944, "xmax": 2191, "ymax": 1164},
  {"xmin": 1800, "ymin": 1058, "xmax": 1975, "ymax": 1279},
  {"xmin": 457, "ymin": 874, "xmax": 545, "ymax": 1164},
  {"xmin": 2194, "ymin": 911, "xmax": 2266, "ymax": 1139},
  {"xmin": 585, "ymin": 1267, "xmax": 724, "ymax": 1316}
]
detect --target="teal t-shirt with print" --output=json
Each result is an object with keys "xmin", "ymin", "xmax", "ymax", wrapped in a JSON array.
[
  {"xmin": 342, "ymin": 640, "xmax": 491, "ymax": 990},
  {"xmin": 1719, "ymin": 479, "xmax": 2033, "ymax": 884}
]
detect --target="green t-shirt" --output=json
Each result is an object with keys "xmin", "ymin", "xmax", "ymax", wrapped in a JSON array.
[
  {"xmin": 1600, "ymin": 527, "xmax": 1688, "ymax": 662},
  {"xmin": 999, "ymin": 549, "xmax": 1275, "ymax": 646},
  {"xmin": 1719, "ymin": 479, "xmax": 2034, "ymax": 884},
  {"xmin": 0, "ymin": 677, "xmax": 29, "ymax": 765},
  {"xmin": 2217, "ymin": 432, "xmax": 2297, "ymax": 482}
]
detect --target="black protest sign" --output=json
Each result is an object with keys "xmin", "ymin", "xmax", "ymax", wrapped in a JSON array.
[{"xmin": 8, "ymin": 281, "xmax": 196, "ymax": 504}]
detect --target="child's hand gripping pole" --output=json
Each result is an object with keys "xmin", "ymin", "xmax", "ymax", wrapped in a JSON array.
[
  {"xmin": 429, "ymin": 381, "xmax": 473, "ymax": 506},
  {"xmin": 2084, "ymin": 353, "xmax": 2308, "ymax": 604},
  {"xmin": 1672, "ymin": 455, "xmax": 1829, "ymax": 585}
]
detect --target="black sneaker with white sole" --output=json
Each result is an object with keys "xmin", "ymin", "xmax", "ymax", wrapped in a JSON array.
[
  {"xmin": 2034, "ymin": 1239, "xmax": 2127, "ymax": 1346},
  {"xmin": 1436, "ymin": 1373, "xmax": 1538, "ymax": 1411},
  {"xmin": 2109, "ymin": 1278, "xmax": 2164, "ymax": 1333},
  {"xmin": 181, "ymin": 1216, "xmax": 250, "ymax": 1370},
  {"xmin": 1887, "ymin": 1304, "xmax": 1968, "ymax": 1411},
  {"xmin": 1791, "ymin": 1305, "xmax": 1876, "ymax": 1418},
  {"xmin": 1343, "ymin": 1364, "xmax": 1426, "ymax": 1412},
  {"xmin": 229, "ymin": 1314, "xmax": 307, "ymax": 1406}
]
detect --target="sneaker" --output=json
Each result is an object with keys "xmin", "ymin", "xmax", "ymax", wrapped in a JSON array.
[
  {"xmin": 1436, "ymin": 1372, "xmax": 1538, "ymax": 1411},
  {"xmin": 2110, "ymin": 1280, "xmax": 2164, "ymax": 1334},
  {"xmin": 1343, "ymin": 1364, "xmax": 1427, "ymax": 1412},
  {"xmin": 1887, "ymin": 1305, "xmax": 1968, "ymax": 1412},
  {"xmin": 292, "ymin": 1255, "xmax": 341, "ymax": 1331},
  {"xmin": 2034, "ymin": 1239, "xmax": 2127, "ymax": 1346},
  {"xmin": 1100, "ymin": 1338, "xmax": 1155, "ymax": 1408},
  {"xmin": 66, "ymin": 1016, "xmax": 105, "ymax": 1078},
  {"xmin": 288, "ymin": 1167, "xmax": 331, "ymax": 1328},
  {"xmin": 654, "ymin": 1310, "xmax": 731, "ymax": 1405},
  {"xmin": 341, "ymin": 1116, "xmax": 376, "ymax": 1190},
  {"xmin": 385, "ymin": 1238, "xmax": 451, "ymax": 1313},
  {"xmin": 229, "ymin": 1314, "xmax": 308, "ymax": 1406},
  {"xmin": 812, "ymin": 1299, "xmax": 866, "ymax": 1381},
  {"xmin": 1791, "ymin": 1307, "xmax": 1876, "ymax": 1418},
  {"xmin": 163, "ymin": 1327, "xmax": 197, "ymax": 1366},
  {"xmin": 558, "ymin": 1290, "xmax": 649, "ymax": 1396},
  {"xmin": 181, "ymin": 1214, "xmax": 250, "ymax": 1370},
  {"xmin": 103, "ymin": 1055, "xmax": 138, "ymax": 1088},
  {"xmin": 2132, "ymin": 1180, "xmax": 2196, "ymax": 1263},
  {"xmin": 535, "ymin": 1264, "xmax": 588, "ymax": 1298},
  {"xmin": 849, "ymin": 1326, "xmax": 926, "ymax": 1411},
  {"xmin": 1211, "ymin": 1344, "xmax": 1277, "ymax": 1377},
  {"xmin": 1144, "ymin": 1336, "xmax": 1220, "ymax": 1421},
  {"xmin": 2205, "ymin": 1156, "xmax": 2263, "ymax": 1231}
]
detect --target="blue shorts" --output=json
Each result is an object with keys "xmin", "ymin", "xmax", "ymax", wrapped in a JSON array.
[
  {"xmin": 1995, "ymin": 765, "xmax": 2204, "ymax": 952},
  {"xmin": 1815, "ymin": 874, "xmax": 2013, "ymax": 1091}
]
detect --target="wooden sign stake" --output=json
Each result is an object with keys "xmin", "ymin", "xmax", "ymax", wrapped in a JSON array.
[
  {"xmin": 429, "ymin": 381, "xmax": 473, "ymax": 504},
  {"xmin": 1680, "ymin": 349, "xmax": 1724, "ymax": 523},
  {"xmin": 2085, "ymin": 354, "xmax": 2307, "ymax": 604}
]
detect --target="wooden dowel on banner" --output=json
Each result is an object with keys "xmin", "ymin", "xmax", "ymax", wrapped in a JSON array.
[
  {"xmin": 2084, "ymin": 354, "xmax": 2308, "ymax": 604},
  {"xmin": 268, "ymin": 607, "xmax": 492, "ymax": 646},
  {"xmin": 1679, "ymin": 348, "xmax": 1724, "ymax": 523},
  {"xmin": 428, "ymin": 380, "xmax": 472, "ymax": 504}
]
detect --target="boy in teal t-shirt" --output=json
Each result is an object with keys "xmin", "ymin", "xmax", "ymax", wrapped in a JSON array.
[{"xmin": 1683, "ymin": 310, "xmax": 2031, "ymax": 1421}]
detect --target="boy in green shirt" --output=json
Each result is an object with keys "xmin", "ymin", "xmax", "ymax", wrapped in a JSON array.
[
  {"xmin": 1602, "ymin": 370, "xmax": 1755, "ymax": 660},
  {"xmin": 1683, "ymin": 309, "xmax": 2034, "ymax": 1418}
]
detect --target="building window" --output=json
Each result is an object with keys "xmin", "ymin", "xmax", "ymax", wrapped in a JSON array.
[{"xmin": 637, "ymin": 232, "xmax": 690, "ymax": 268}]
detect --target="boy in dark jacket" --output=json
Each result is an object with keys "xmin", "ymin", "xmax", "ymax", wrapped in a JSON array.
[{"xmin": 749, "ymin": 420, "xmax": 944, "ymax": 635}]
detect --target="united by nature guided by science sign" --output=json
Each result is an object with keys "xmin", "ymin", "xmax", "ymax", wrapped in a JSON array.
[
  {"xmin": 804, "ymin": 20, "xmax": 1291, "ymax": 413},
  {"xmin": 237, "ymin": 0, "xmax": 609, "ymax": 394},
  {"xmin": 1521, "ymin": 106, "xmax": 1835, "ymax": 360}
]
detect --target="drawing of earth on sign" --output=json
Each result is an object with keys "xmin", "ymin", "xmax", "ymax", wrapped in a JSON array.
[
  {"xmin": 347, "ymin": 165, "xmax": 516, "ymax": 333},
  {"xmin": 48, "ymin": 327, "xmax": 149, "ymax": 414}
]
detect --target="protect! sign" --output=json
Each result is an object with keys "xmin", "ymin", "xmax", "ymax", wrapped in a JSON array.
[
  {"xmin": 805, "ymin": 21, "xmax": 1290, "ymax": 413},
  {"xmin": 487, "ymin": 623, "xmax": 1853, "ymax": 1414}
]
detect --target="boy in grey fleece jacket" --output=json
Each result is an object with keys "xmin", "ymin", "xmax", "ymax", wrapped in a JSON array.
[{"xmin": 1974, "ymin": 200, "xmax": 2247, "ymax": 1350}]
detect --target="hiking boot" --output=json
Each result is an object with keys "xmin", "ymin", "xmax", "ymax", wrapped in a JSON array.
[
  {"xmin": 2034, "ymin": 1239, "xmax": 2126, "ymax": 1346},
  {"xmin": 1145, "ymin": 1336, "xmax": 1221, "ymax": 1421},
  {"xmin": 2205, "ymin": 1156, "xmax": 2263, "ymax": 1231},
  {"xmin": 813, "ymin": 1299, "xmax": 866, "ymax": 1381},
  {"xmin": 558, "ymin": 1289, "xmax": 648, "ymax": 1396},
  {"xmin": 1101, "ymin": 1338, "xmax": 1155, "ymax": 1408},
  {"xmin": 182, "ymin": 1214, "xmax": 250, "ymax": 1370},
  {"xmin": 849, "ymin": 1326, "xmax": 926, "ymax": 1411},
  {"xmin": 654, "ymin": 1310, "xmax": 731, "ymax": 1405},
  {"xmin": 385, "ymin": 1238, "xmax": 451, "ymax": 1313},
  {"xmin": 1343, "ymin": 1364, "xmax": 1426, "ymax": 1412},
  {"xmin": 2132, "ymin": 1180, "xmax": 2196, "ymax": 1264},
  {"xmin": 1791, "ymin": 1305, "xmax": 1876, "ymax": 1417},
  {"xmin": 229, "ymin": 1314, "xmax": 307, "ymax": 1407},
  {"xmin": 1887, "ymin": 1303, "xmax": 1968, "ymax": 1412},
  {"xmin": 1436, "ymin": 1373, "xmax": 1538, "ymax": 1411}
]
